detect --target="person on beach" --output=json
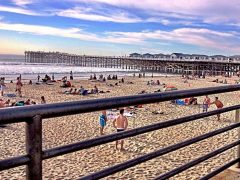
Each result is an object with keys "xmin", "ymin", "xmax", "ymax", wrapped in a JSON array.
[
  {"xmin": 70, "ymin": 71, "xmax": 73, "ymax": 80},
  {"xmin": 203, "ymin": 95, "xmax": 211, "ymax": 112},
  {"xmin": 37, "ymin": 74, "xmax": 40, "ymax": 82},
  {"xmin": 25, "ymin": 99, "xmax": 31, "ymax": 105},
  {"xmin": 113, "ymin": 109, "xmax": 128, "ymax": 151},
  {"xmin": 0, "ymin": 77, "xmax": 6, "ymax": 96},
  {"xmin": 41, "ymin": 96, "xmax": 46, "ymax": 104},
  {"xmin": 210, "ymin": 97, "xmax": 223, "ymax": 121},
  {"xmin": 16, "ymin": 77, "xmax": 23, "ymax": 97},
  {"xmin": 99, "ymin": 110, "xmax": 107, "ymax": 135}
]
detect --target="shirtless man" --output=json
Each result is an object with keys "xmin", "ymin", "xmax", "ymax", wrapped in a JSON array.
[
  {"xmin": 113, "ymin": 109, "xmax": 128, "ymax": 151},
  {"xmin": 210, "ymin": 97, "xmax": 223, "ymax": 121}
]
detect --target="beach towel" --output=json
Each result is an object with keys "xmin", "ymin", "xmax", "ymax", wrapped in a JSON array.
[
  {"xmin": 4, "ymin": 93, "xmax": 17, "ymax": 97},
  {"xmin": 176, "ymin": 99, "xmax": 185, "ymax": 106},
  {"xmin": 124, "ymin": 112, "xmax": 134, "ymax": 117}
]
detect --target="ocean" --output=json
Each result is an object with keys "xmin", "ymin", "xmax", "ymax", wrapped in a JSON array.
[{"xmin": 0, "ymin": 59, "xmax": 139, "ymax": 82}]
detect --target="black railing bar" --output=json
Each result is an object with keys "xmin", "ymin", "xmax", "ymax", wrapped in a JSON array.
[
  {"xmin": 200, "ymin": 157, "xmax": 240, "ymax": 180},
  {"xmin": 43, "ymin": 105, "xmax": 240, "ymax": 159},
  {"xmin": 155, "ymin": 140, "xmax": 240, "ymax": 180},
  {"xmin": 78, "ymin": 122, "xmax": 240, "ymax": 180},
  {"xmin": 0, "ymin": 155, "xmax": 30, "ymax": 171},
  {"xmin": 1, "ymin": 85, "xmax": 240, "ymax": 124}
]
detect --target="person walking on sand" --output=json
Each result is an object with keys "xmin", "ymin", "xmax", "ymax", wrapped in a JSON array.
[
  {"xmin": 99, "ymin": 110, "xmax": 107, "ymax": 135},
  {"xmin": 37, "ymin": 74, "xmax": 40, "ymax": 82},
  {"xmin": 16, "ymin": 77, "xmax": 23, "ymax": 97},
  {"xmin": 210, "ymin": 97, "xmax": 223, "ymax": 121},
  {"xmin": 203, "ymin": 95, "xmax": 211, "ymax": 112},
  {"xmin": 0, "ymin": 77, "xmax": 6, "ymax": 96},
  {"xmin": 113, "ymin": 109, "xmax": 128, "ymax": 151}
]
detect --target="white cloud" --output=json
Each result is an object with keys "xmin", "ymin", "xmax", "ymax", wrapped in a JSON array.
[
  {"xmin": 75, "ymin": 0, "xmax": 240, "ymax": 24},
  {"xmin": 11, "ymin": 0, "xmax": 34, "ymax": 7},
  {"xmin": 0, "ymin": 5, "xmax": 40, "ymax": 15},
  {"xmin": 0, "ymin": 21, "xmax": 143, "ymax": 44},
  {"xmin": 56, "ymin": 7, "xmax": 141, "ymax": 23},
  {"xmin": 106, "ymin": 28, "xmax": 239, "ymax": 52},
  {"xmin": 0, "ymin": 20, "xmax": 239, "ymax": 53}
]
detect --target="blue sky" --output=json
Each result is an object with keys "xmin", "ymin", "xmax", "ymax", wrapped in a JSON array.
[{"xmin": 0, "ymin": 0, "xmax": 240, "ymax": 56}]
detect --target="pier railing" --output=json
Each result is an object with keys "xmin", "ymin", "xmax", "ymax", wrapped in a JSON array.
[{"xmin": 0, "ymin": 85, "xmax": 240, "ymax": 179}]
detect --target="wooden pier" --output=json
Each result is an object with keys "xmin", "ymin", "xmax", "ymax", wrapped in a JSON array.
[{"xmin": 25, "ymin": 51, "xmax": 240, "ymax": 76}]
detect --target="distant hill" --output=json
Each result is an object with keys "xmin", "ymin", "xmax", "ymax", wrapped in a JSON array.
[{"xmin": 0, "ymin": 54, "xmax": 24, "ymax": 60}]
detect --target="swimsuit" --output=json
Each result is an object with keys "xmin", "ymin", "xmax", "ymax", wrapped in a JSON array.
[
  {"xmin": 99, "ymin": 114, "xmax": 106, "ymax": 127},
  {"xmin": 117, "ymin": 128, "xmax": 125, "ymax": 132}
]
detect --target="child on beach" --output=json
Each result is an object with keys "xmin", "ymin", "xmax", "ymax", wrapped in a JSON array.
[
  {"xmin": 41, "ymin": 96, "xmax": 46, "ymax": 104},
  {"xmin": 99, "ymin": 110, "xmax": 107, "ymax": 135},
  {"xmin": 203, "ymin": 95, "xmax": 211, "ymax": 112}
]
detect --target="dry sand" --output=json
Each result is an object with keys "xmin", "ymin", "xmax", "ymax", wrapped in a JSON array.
[{"xmin": 0, "ymin": 75, "xmax": 240, "ymax": 180}]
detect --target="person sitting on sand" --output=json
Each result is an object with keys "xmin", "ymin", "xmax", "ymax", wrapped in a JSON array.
[
  {"xmin": 188, "ymin": 97, "xmax": 198, "ymax": 105},
  {"xmin": 64, "ymin": 88, "xmax": 73, "ymax": 94},
  {"xmin": 25, "ymin": 99, "xmax": 31, "ymax": 105},
  {"xmin": 41, "ymin": 96, "xmax": 46, "ymax": 104},
  {"xmin": 99, "ymin": 110, "xmax": 108, "ymax": 135},
  {"xmin": 79, "ymin": 86, "xmax": 85, "ymax": 95},
  {"xmin": 71, "ymin": 88, "xmax": 77, "ymax": 94},
  {"xmin": 31, "ymin": 101, "xmax": 36, "ymax": 105},
  {"xmin": 4, "ymin": 99, "xmax": 10, "ymax": 107},
  {"xmin": 93, "ymin": 85, "xmax": 98, "ymax": 94},
  {"xmin": 210, "ymin": 97, "xmax": 223, "ymax": 121},
  {"xmin": 203, "ymin": 95, "xmax": 211, "ymax": 112},
  {"xmin": 62, "ymin": 76, "xmax": 67, "ymax": 83},
  {"xmin": 113, "ymin": 109, "xmax": 128, "ymax": 151},
  {"xmin": 0, "ymin": 99, "xmax": 5, "ymax": 108}
]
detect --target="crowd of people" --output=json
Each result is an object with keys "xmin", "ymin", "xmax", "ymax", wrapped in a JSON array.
[{"xmin": 0, "ymin": 96, "xmax": 46, "ymax": 108}]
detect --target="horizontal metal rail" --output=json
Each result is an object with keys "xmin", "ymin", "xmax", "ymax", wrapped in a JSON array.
[
  {"xmin": 0, "ymin": 85, "xmax": 240, "ymax": 125},
  {"xmin": 0, "ymin": 155, "xmax": 30, "ymax": 171},
  {"xmin": 1, "ymin": 105, "xmax": 239, "ymax": 171},
  {"xmin": 200, "ymin": 158, "xmax": 240, "ymax": 180},
  {"xmin": 155, "ymin": 140, "xmax": 240, "ymax": 180},
  {"xmin": 42, "ymin": 105, "xmax": 240, "ymax": 160},
  {"xmin": 79, "ymin": 122, "xmax": 240, "ymax": 180}
]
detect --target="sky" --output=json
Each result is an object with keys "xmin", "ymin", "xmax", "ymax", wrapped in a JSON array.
[{"xmin": 0, "ymin": 0, "xmax": 240, "ymax": 56}]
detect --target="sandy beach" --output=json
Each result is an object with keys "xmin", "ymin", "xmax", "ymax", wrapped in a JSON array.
[{"xmin": 0, "ymin": 75, "xmax": 240, "ymax": 179}]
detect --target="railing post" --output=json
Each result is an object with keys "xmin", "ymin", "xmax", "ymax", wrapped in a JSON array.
[
  {"xmin": 235, "ymin": 109, "xmax": 240, "ymax": 168},
  {"xmin": 26, "ymin": 115, "xmax": 42, "ymax": 180}
]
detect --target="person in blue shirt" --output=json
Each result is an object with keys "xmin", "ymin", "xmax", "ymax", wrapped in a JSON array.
[{"xmin": 99, "ymin": 110, "xmax": 107, "ymax": 135}]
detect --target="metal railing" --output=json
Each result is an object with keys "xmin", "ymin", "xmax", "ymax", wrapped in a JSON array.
[{"xmin": 0, "ymin": 85, "xmax": 240, "ymax": 180}]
